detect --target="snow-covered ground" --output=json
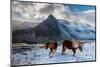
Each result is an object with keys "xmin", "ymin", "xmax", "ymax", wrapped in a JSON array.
[{"xmin": 12, "ymin": 40, "xmax": 95, "ymax": 65}]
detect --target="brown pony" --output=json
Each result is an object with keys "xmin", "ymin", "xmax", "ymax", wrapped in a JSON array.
[
  {"xmin": 45, "ymin": 41, "xmax": 58, "ymax": 57},
  {"xmin": 62, "ymin": 40, "xmax": 83, "ymax": 56}
]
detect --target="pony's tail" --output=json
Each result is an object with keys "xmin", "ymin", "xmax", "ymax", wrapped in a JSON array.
[
  {"xmin": 45, "ymin": 42, "xmax": 49, "ymax": 50},
  {"xmin": 79, "ymin": 41, "xmax": 84, "ymax": 52},
  {"xmin": 79, "ymin": 45, "xmax": 83, "ymax": 52},
  {"xmin": 55, "ymin": 42, "xmax": 58, "ymax": 49}
]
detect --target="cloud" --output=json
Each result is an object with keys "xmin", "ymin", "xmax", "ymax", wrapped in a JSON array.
[
  {"xmin": 32, "ymin": 3, "xmax": 71, "ymax": 20},
  {"xmin": 12, "ymin": 1, "xmax": 36, "ymax": 19},
  {"xmin": 35, "ymin": 3, "xmax": 55, "ymax": 15},
  {"xmin": 12, "ymin": 1, "xmax": 71, "ymax": 20},
  {"xmin": 12, "ymin": 1, "xmax": 95, "ymax": 26}
]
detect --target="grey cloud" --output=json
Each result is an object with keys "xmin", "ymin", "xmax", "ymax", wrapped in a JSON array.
[
  {"xmin": 12, "ymin": 1, "xmax": 95, "ymax": 25},
  {"xmin": 12, "ymin": 1, "xmax": 36, "ymax": 19},
  {"xmin": 38, "ymin": 4, "xmax": 55, "ymax": 15}
]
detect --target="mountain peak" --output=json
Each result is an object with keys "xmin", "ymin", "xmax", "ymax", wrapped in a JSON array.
[
  {"xmin": 47, "ymin": 14, "xmax": 56, "ymax": 20},
  {"xmin": 48, "ymin": 14, "xmax": 54, "ymax": 18}
]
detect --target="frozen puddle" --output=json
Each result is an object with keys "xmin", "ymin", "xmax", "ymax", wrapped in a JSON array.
[{"xmin": 12, "ymin": 41, "xmax": 96, "ymax": 65}]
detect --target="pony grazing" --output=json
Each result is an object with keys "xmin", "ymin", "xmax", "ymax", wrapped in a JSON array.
[
  {"xmin": 62, "ymin": 40, "xmax": 83, "ymax": 56},
  {"xmin": 45, "ymin": 41, "xmax": 58, "ymax": 57}
]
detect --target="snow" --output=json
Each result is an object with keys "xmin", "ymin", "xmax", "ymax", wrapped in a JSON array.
[
  {"xmin": 12, "ymin": 41, "xmax": 95, "ymax": 65},
  {"xmin": 58, "ymin": 19, "xmax": 95, "ymax": 40}
]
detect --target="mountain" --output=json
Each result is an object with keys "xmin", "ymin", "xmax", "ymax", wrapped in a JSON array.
[
  {"xmin": 12, "ymin": 15, "xmax": 95, "ymax": 43},
  {"xmin": 12, "ymin": 20, "xmax": 39, "ymax": 31},
  {"xmin": 34, "ymin": 15, "xmax": 61, "ymax": 38},
  {"xmin": 12, "ymin": 15, "xmax": 62, "ymax": 43}
]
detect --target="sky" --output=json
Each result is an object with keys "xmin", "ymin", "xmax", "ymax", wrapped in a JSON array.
[
  {"xmin": 65, "ymin": 4, "xmax": 95, "ymax": 12},
  {"xmin": 12, "ymin": 1, "xmax": 96, "ymax": 24}
]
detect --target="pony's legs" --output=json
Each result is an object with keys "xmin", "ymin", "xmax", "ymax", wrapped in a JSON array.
[
  {"xmin": 62, "ymin": 47, "xmax": 66, "ymax": 55},
  {"xmin": 53, "ymin": 48, "xmax": 57, "ymax": 54},
  {"xmin": 49, "ymin": 49, "xmax": 52, "ymax": 56},
  {"xmin": 51, "ymin": 49, "xmax": 56, "ymax": 57},
  {"xmin": 62, "ymin": 44, "xmax": 66, "ymax": 55},
  {"xmin": 72, "ymin": 49, "xmax": 76, "ymax": 56},
  {"xmin": 52, "ymin": 49, "xmax": 56, "ymax": 54}
]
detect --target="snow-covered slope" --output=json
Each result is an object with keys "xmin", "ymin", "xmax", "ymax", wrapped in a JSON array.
[
  {"xmin": 58, "ymin": 19, "xmax": 95, "ymax": 40},
  {"xmin": 12, "ymin": 40, "xmax": 95, "ymax": 65}
]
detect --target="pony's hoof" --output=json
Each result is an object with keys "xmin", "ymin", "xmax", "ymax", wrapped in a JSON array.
[
  {"xmin": 73, "ymin": 54, "xmax": 75, "ymax": 56},
  {"xmin": 62, "ymin": 53, "xmax": 66, "ymax": 55},
  {"xmin": 61, "ymin": 53, "xmax": 64, "ymax": 55},
  {"xmin": 61, "ymin": 53, "xmax": 63, "ymax": 55},
  {"xmin": 49, "ymin": 56, "xmax": 53, "ymax": 58}
]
